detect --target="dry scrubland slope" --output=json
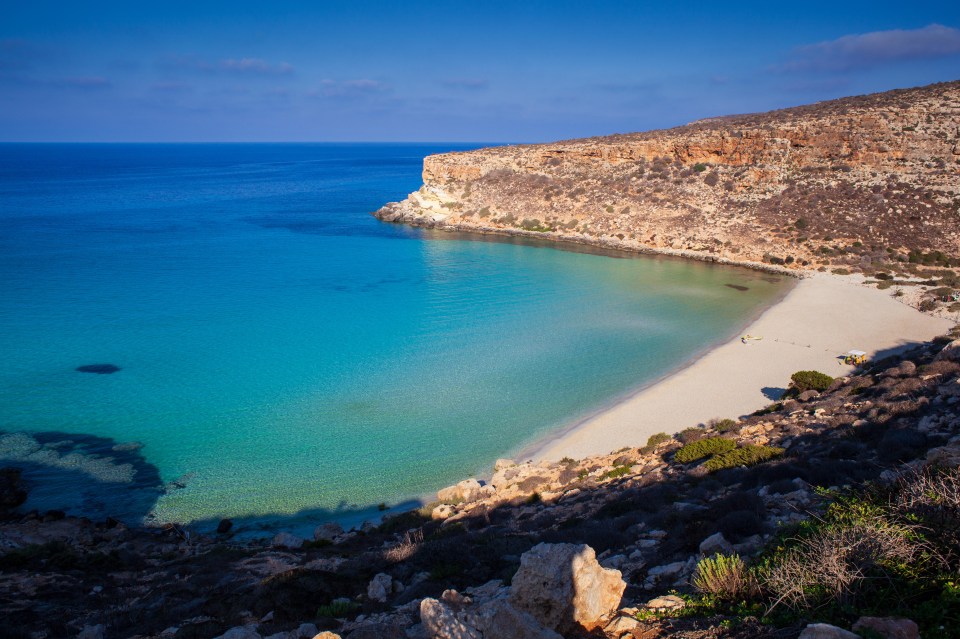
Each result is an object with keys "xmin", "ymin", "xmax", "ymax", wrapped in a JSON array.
[{"xmin": 377, "ymin": 81, "xmax": 960, "ymax": 271}]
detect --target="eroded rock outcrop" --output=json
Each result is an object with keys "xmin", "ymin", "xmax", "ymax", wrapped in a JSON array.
[
  {"xmin": 375, "ymin": 81, "xmax": 960, "ymax": 272},
  {"xmin": 509, "ymin": 542, "xmax": 626, "ymax": 633}
]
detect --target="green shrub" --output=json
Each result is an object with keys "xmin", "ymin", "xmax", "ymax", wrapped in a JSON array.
[
  {"xmin": 604, "ymin": 465, "xmax": 632, "ymax": 479},
  {"xmin": 316, "ymin": 599, "xmax": 360, "ymax": 618},
  {"xmin": 675, "ymin": 437, "xmax": 737, "ymax": 463},
  {"xmin": 693, "ymin": 553, "xmax": 756, "ymax": 600},
  {"xmin": 704, "ymin": 445, "xmax": 784, "ymax": 472},
  {"xmin": 693, "ymin": 163, "xmax": 707, "ymax": 173},
  {"xmin": 790, "ymin": 370, "xmax": 834, "ymax": 393},
  {"xmin": 641, "ymin": 432, "xmax": 671, "ymax": 454},
  {"xmin": 713, "ymin": 418, "xmax": 739, "ymax": 433}
]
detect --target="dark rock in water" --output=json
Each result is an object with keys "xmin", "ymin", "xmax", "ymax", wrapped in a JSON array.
[
  {"xmin": 76, "ymin": 364, "xmax": 121, "ymax": 374},
  {"xmin": 0, "ymin": 467, "xmax": 28, "ymax": 512},
  {"xmin": 43, "ymin": 509, "xmax": 66, "ymax": 522},
  {"xmin": 216, "ymin": 518, "xmax": 233, "ymax": 534},
  {"xmin": 725, "ymin": 284, "xmax": 750, "ymax": 291}
]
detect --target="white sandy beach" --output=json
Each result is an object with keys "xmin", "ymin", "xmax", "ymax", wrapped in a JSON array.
[{"xmin": 532, "ymin": 273, "xmax": 955, "ymax": 461}]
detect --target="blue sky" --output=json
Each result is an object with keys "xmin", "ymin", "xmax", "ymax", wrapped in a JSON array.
[{"xmin": 2, "ymin": 1, "xmax": 959, "ymax": 142}]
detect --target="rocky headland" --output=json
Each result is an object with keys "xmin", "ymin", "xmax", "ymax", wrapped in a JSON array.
[{"xmin": 376, "ymin": 81, "xmax": 960, "ymax": 278}]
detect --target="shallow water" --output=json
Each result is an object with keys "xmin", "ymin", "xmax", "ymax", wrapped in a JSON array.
[{"xmin": 0, "ymin": 143, "xmax": 791, "ymax": 533}]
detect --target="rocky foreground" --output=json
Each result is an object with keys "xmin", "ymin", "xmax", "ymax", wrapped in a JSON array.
[
  {"xmin": 4, "ymin": 330, "xmax": 960, "ymax": 639},
  {"xmin": 375, "ymin": 81, "xmax": 960, "ymax": 274}
]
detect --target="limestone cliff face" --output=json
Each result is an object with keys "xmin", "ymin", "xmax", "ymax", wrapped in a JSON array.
[{"xmin": 375, "ymin": 81, "xmax": 960, "ymax": 270}]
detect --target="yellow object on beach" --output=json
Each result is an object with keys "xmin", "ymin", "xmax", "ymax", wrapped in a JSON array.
[{"xmin": 843, "ymin": 349, "xmax": 867, "ymax": 366}]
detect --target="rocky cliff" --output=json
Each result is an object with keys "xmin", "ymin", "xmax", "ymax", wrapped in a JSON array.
[{"xmin": 375, "ymin": 81, "xmax": 960, "ymax": 271}]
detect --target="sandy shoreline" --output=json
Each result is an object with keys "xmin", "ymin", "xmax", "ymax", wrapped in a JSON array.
[{"xmin": 529, "ymin": 273, "xmax": 955, "ymax": 461}]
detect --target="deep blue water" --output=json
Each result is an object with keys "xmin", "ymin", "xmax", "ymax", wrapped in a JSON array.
[{"xmin": 0, "ymin": 143, "xmax": 790, "ymax": 534}]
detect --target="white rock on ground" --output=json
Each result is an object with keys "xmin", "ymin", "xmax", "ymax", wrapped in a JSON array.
[
  {"xmin": 419, "ymin": 589, "xmax": 562, "ymax": 639},
  {"xmin": 271, "ymin": 532, "xmax": 304, "ymax": 550},
  {"xmin": 698, "ymin": 532, "xmax": 733, "ymax": 556},
  {"xmin": 798, "ymin": 623, "xmax": 862, "ymax": 639},
  {"xmin": 367, "ymin": 573, "xmax": 393, "ymax": 603},
  {"xmin": 509, "ymin": 542, "xmax": 625, "ymax": 633},
  {"xmin": 437, "ymin": 478, "xmax": 483, "ymax": 503},
  {"xmin": 313, "ymin": 523, "xmax": 343, "ymax": 542}
]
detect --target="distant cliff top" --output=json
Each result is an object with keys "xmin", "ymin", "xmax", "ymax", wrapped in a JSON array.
[{"xmin": 377, "ymin": 80, "xmax": 960, "ymax": 276}]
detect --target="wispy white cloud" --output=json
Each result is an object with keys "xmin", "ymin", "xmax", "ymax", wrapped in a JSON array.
[
  {"xmin": 308, "ymin": 79, "xmax": 389, "ymax": 98},
  {"xmin": 162, "ymin": 55, "xmax": 294, "ymax": 75},
  {"xmin": 778, "ymin": 24, "xmax": 960, "ymax": 72},
  {"xmin": 440, "ymin": 78, "xmax": 488, "ymax": 90},
  {"xmin": 220, "ymin": 57, "xmax": 293, "ymax": 74}
]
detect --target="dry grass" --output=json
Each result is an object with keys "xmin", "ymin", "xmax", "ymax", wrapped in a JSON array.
[
  {"xmin": 763, "ymin": 519, "xmax": 920, "ymax": 610},
  {"xmin": 384, "ymin": 528, "xmax": 423, "ymax": 563}
]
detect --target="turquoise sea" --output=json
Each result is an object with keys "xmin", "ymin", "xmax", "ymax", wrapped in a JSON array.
[{"xmin": 0, "ymin": 143, "xmax": 791, "ymax": 534}]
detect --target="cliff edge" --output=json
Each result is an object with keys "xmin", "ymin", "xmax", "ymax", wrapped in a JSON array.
[{"xmin": 375, "ymin": 81, "xmax": 960, "ymax": 271}]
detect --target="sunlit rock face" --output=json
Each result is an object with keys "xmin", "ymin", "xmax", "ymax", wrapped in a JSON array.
[{"xmin": 376, "ymin": 81, "xmax": 960, "ymax": 272}]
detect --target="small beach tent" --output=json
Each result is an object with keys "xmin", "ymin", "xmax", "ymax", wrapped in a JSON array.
[{"xmin": 844, "ymin": 350, "xmax": 867, "ymax": 366}]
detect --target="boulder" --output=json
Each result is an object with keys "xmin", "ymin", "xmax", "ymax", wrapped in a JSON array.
[
  {"xmin": 290, "ymin": 624, "xmax": 318, "ymax": 639},
  {"xmin": 312, "ymin": 633, "xmax": 342, "ymax": 639},
  {"xmin": 314, "ymin": 522, "xmax": 344, "ymax": 542},
  {"xmin": 420, "ymin": 596, "xmax": 481, "ymax": 639},
  {"xmin": 645, "ymin": 561, "xmax": 686, "ymax": 581},
  {"xmin": 852, "ymin": 617, "xmax": 919, "ymax": 639},
  {"xmin": 509, "ymin": 542, "xmax": 625, "ymax": 633},
  {"xmin": 698, "ymin": 532, "xmax": 733, "ymax": 556},
  {"xmin": 271, "ymin": 532, "xmax": 305, "ymax": 550},
  {"xmin": 216, "ymin": 519, "xmax": 233, "ymax": 534},
  {"xmin": 798, "ymin": 390, "xmax": 821, "ymax": 402},
  {"xmin": 431, "ymin": 504, "xmax": 455, "ymax": 520},
  {"xmin": 437, "ymin": 479, "xmax": 483, "ymax": 504},
  {"xmin": 419, "ymin": 594, "xmax": 561, "ymax": 639},
  {"xmin": 603, "ymin": 614, "xmax": 641, "ymax": 636},
  {"xmin": 797, "ymin": 624, "xmax": 861, "ymax": 639},
  {"xmin": 925, "ymin": 441, "xmax": 960, "ymax": 469},
  {"xmin": 935, "ymin": 339, "xmax": 960, "ymax": 362},
  {"xmin": 644, "ymin": 595, "xmax": 685, "ymax": 611},
  {"xmin": 367, "ymin": 573, "xmax": 393, "ymax": 603}
]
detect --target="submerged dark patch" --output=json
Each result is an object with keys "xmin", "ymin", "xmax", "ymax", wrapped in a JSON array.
[
  {"xmin": 76, "ymin": 364, "xmax": 121, "ymax": 374},
  {"xmin": 725, "ymin": 283, "xmax": 749, "ymax": 291}
]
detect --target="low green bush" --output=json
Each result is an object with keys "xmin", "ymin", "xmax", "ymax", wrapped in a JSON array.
[
  {"xmin": 713, "ymin": 418, "xmax": 739, "ymax": 433},
  {"xmin": 640, "ymin": 432, "xmax": 671, "ymax": 454},
  {"xmin": 693, "ymin": 553, "xmax": 756, "ymax": 600},
  {"xmin": 316, "ymin": 600, "xmax": 360, "ymax": 618},
  {"xmin": 675, "ymin": 437, "xmax": 737, "ymax": 464},
  {"xmin": 790, "ymin": 370, "xmax": 834, "ymax": 393},
  {"xmin": 704, "ymin": 444, "xmax": 784, "ymax": 472},
  {"xmin": 604, "ymin": 465, "xmax": 632, "ymax": 479}
]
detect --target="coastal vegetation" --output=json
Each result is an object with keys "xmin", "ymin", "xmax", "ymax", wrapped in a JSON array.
[
  {"xmin": 5, "ymin": 330, "xmax": 960, "ymax": 638},
  {"xmin": 673, "ymin": 436, "xmax": 737, "ymax": 463}
]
